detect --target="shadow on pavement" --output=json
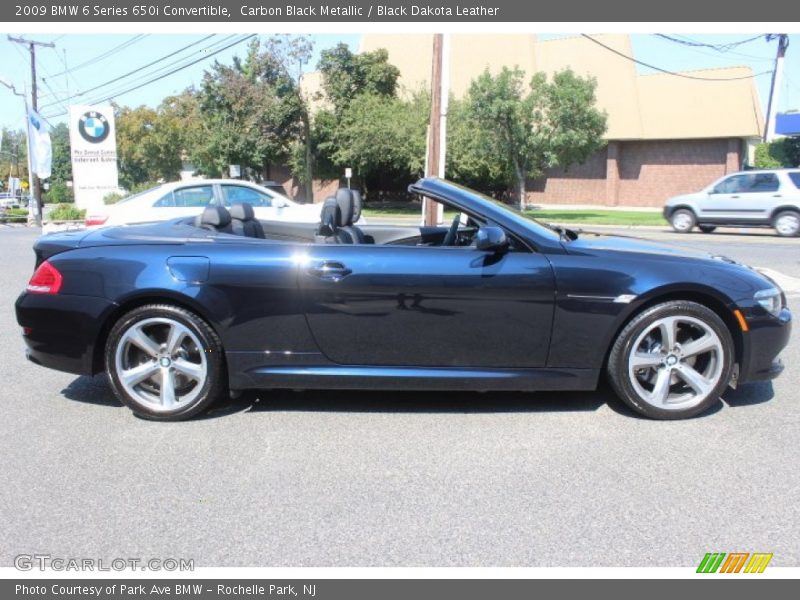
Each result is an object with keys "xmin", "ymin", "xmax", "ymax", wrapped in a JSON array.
[{"xmin": 59, "ymin": 374, "xmax": 775, "ymax": 420}]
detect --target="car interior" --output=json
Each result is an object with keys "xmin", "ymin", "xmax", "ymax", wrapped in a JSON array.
[{"xmin": 189, "ymin": 187, "xmax": 497, "ymax": 249}]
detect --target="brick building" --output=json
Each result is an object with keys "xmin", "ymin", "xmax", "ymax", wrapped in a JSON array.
[{"xmin": 300, "ymin": 34, "xmax": 763, "ymax": 208}]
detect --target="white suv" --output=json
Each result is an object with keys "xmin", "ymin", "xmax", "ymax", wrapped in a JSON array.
[{"xmin": 663, "ymin": 168, "xmax": 800, "ymax": 237}]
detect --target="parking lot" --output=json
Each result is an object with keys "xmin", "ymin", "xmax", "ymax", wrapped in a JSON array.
[{"xmin": 0, "ymin": 225, "xmax": 798, "ymax": 568}]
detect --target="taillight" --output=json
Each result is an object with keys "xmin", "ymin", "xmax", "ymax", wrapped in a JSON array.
[
  {"xmin": 85, "ymin": 215, "xmax": 108, "ymax": 227},
  {"xmin": 26, "ymin": 260, "xmax": 63, "ymax": 294}
]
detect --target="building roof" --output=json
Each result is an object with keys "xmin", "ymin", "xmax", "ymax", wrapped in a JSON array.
[{"xmin": 345, "ymin": 33, "xmax": 765, "ymax": 142}]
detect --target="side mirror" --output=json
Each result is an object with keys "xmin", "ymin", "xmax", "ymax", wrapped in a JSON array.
[{"xmin": 475, "ymin": 226, "xmax": 508, "ymax": 252}]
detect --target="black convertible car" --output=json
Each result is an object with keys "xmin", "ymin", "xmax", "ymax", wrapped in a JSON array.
[{"xmin": 15, "ymin": 178, "xmax": 791, "ymax": 421}]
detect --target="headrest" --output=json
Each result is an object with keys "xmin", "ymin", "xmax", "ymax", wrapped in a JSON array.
[
  {"xmin": 198, "ymin": 205, "xmax": 231, "ymax": 228},
  {"xmin": 318, "ymin": 197, "xmax": 340, "ymax": 236},
  {"xmin": 335, "ymin": 188, "xmax": 355, "ymax": 226},
  {"xmin": 350, "ymin": 189, "xmax": 362, "ymax": 223},
  {"xmin": 229, "ymin": 202, "xmax": 254, "ymax": 221}
]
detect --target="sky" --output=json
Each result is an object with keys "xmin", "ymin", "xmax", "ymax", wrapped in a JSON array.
[{"xmin": 0, "ymin": 33, "xmax": 797, "ymax": 133}]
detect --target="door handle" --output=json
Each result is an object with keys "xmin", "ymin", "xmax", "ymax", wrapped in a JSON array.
[
  {"xmin": 307, "ymin": 261, "xmax": 352, "ymax": 281},
  {"xmin": 730, "ymin": 195, "xmax": 740, "ymax": 198},
  {"xmin": 773, "ymin": 194, "xmax": 782, "ymax": 198}
]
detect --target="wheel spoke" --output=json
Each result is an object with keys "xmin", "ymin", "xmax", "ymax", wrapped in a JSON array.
[
  {"xmin": 166, "ymin": 323, "xmax": 188, "ymax": 355},
  {"xmin": 657, "ymin": 317, "xmax": 679, "ymax": 350},
  {"xmin": 648, "ymin": 368, "xmax": 672, "ymax": 405},
  {"xmin": 121, "ymin": 361, "xmax": 159, "ymax": 387},
  {"xmin": 631, "ymin": 351, "xmax": 662, "ymax": 369},
  {"xmin": 173, "ymin": 358, "xmax": 204, "ymax": 383},
  {"xmin": 675, "ymin": 364, "xmax": 714, "ymax": 396},
  {"xmin": 126, "ymin": 326, "xmax": 160, "ymax": 357},
  {"xmin": 680, "ymin": 334, "xmax": 717, "ymax": 358},
  {"xmin": 160, "ymin": 368, "xmax": 176, "ymax": 408}
]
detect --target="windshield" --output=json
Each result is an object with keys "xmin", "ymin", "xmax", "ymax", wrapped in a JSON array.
[
  {"xmin": 116, "ymin": 185, "xmax": 163, "ymax": 205},
  {"xmin": 437, "ymin": 180, "xmax": 566, "ymax": 241}
]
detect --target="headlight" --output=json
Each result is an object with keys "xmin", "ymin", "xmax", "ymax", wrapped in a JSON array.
[{"xmin": 754, "ymin": 287, "xmax": 783, "ymax": 317}]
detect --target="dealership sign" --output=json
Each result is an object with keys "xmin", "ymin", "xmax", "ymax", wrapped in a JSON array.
[{"xmin": 68, "ymin": 105, "xmax": 119, "ymax": 210}]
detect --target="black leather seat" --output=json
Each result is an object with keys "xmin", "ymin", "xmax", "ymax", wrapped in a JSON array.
[
  {"xmin": 229, "ymin": 202, "xmax": 265, "ymax": 239},
  {"xmin": 315, "ymin": 188, "xmax": 366, "ymax": 244},
  {"xmin": 194, "ymin": 206, "xmax": 233, "ymax": 234}
]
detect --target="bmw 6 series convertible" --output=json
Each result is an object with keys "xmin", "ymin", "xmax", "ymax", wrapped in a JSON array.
[{"xmin": 15, "ymin": 178, "xmax": 792, "ymax": 421}]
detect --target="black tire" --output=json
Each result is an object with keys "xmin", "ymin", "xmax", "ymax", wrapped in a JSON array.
[
  {"xmin": 772, "ymin": 210, "xmax": 800, "ymax": 237},
  {"xmin": 698, "ymin": 225, "xmax": 717, "ymax": 234},
  {"xmin": 105, "ymin": 304, "xmax": 227, "ymax": 421},
  {"xmin": 606, "ymin": 300, "xmax": 734, "ymax": 420},
  {"xmin": 669, "ymin": 209, "xmax": 696, "ymax": 233}
]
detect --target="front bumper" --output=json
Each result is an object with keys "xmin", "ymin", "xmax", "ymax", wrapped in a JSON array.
[
  {"xmin": 737, "ymin": 306, "xmax": 792, "ymax": 384},
  {"xmin": 15, "ymin": 292, "xmax": 117, "ymax": 376}
]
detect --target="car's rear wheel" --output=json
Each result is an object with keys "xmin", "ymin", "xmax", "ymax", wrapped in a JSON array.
[
  {"xmin": 773, "ymin": 210, "xmax": 800, "ymax": 237},
  {"xmin": 698, "ymin": 225, "xmax": 717, "ymax": 234},
  {"xmin": 105, "ymin": 304, "xmax": 226, "ymax": 420},
  {"xmin": 669, "ymin": 209, "xmax": 696, "ymax": 233},
  {"xmin": 607, "ymin": 301, "xmax": 734, "ymax": 420}
]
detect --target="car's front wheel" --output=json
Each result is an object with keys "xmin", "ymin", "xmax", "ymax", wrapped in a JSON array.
[
  {"xmin": 773, "ymin": 210, "xmax": 800, "ymax": 237},
  {"xmin": 105, "ymin": 304, "xmax": 227, "ymax": 420},
  {"xmin": 607, "ymin": 301, "xmax": 734, "ymax": 419},
  {"xmin": 669, "ymin": 209, "xmax": 696, "ymax": 233}
]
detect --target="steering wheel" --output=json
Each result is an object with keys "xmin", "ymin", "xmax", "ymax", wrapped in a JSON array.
[{"xmin": 442, "ymin": 214, "xmax": 461, "ymax": 247}]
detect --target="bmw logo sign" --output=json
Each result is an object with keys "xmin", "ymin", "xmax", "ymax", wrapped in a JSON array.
[{"xmin": 78, "ymin": 111, "xmax": 110, "ymax": 144}]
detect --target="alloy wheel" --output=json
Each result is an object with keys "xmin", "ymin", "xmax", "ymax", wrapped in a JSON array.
[
  {"xmin": 627, "ymin": 315, "xmax": 724, "ymax": 410},
  {"xmin": 114, "ymin": 317, "xmax": 208, "ymax": 413}
]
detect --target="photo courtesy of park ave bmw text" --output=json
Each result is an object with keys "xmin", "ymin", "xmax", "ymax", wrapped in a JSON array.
[{"xmin": 0, "ymin": 0, "xmax": 798, "ymax": 596}]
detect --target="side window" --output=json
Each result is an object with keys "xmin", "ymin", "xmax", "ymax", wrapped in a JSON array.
[
  {"xmin": 221, "ymin": 185, "xmax": 273, "ymax": 208},
  {"xmin": 749, "ymin": 173, "xmax": 779, "ymax": 193},
  {"xmin": 713, "ymin": 175, "xmax": 748, "ymax": 194},
  {"xmin": 153, "ymin": 191, "xmax": 175, "ymax": 207},
  {"xmin": 788, "ymin": 173, "xmax": 800, "ymax": 189},
  {"xmin": 172, "ymin": 185, "xmax": 215, "ymax": 207}
]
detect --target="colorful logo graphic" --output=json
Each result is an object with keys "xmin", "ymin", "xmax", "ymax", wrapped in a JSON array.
[
  {"xmin": 697, "ymin": 552, "xmax": 773, "ymax": 573},
  {"xmin": 78, "ymin": 111, "xmax": 110, "ymax": 144}
]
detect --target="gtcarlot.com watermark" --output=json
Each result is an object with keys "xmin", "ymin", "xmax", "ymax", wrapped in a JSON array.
[{"xmin": 14, "ymin": 554, "xmax": 194, "ymax": 572}]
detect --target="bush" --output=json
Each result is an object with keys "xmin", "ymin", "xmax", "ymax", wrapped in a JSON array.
[
  {"xmin": 44, "ymin": 181, "xmax": 74, "ymax": 204},
  {"xmin": 103, "ymin": 191, "xmax": 126, "ymax": 205},
  {"xmin": 0, "ymin": 208, "xmax": 28, "ymax": 223},
  {"xmin": 47, "ymin": 203, "xmax": 86, "ymax": 221}
]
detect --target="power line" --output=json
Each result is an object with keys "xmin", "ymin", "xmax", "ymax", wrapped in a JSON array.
[
  {"xmin": 581, "ymin": 34, "xmax": 771, "ymax": 81},
  {"xmin": 39, "ymin": 34, "xmax": 217, "ymax": 110},
  {"xmin": 49, "ymin": 34, "xmax": 149, "ymax": 76},
  {"xmin": 651, "ymin": 34, "xmax": 775, "ymax": 63},
  {"xmin": 72, "ymin": 34, "xmax": 240, "ymax": 107},
  {"xmin": 42, "ymin": 34, "xmax": 257, "ymax": 118},
  {"xmin": 655, "ymin": 34, "xmax": 766, "ymax": 53}
]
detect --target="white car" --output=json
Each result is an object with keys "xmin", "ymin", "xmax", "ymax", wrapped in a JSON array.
[
  {"xmin": 85, "ymin": 179, "xmax": 322, "ymax": 228},
  {"xmin": 663, "ymin": 168, "xmax": 800, "ymax": 237}
]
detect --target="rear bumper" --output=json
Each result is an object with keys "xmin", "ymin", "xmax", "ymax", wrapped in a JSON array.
[
  {"xmin": 15, "ymin": 292, "xmax": 116, "ymax": 376},
  {"xmin": 737, "ymin": 306, "xmax": 792, "ymax": 384}
]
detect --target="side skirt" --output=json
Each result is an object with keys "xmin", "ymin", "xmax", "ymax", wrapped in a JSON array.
[{"xmin": 235, "ymin": 365, "xmax": 600, "ymax": 392}]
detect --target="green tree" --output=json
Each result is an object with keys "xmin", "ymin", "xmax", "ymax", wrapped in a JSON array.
[
  {"xmin": 755, "ymin": 138, "xmax": 800, "ymax": 168},
  {"xmin": 316, "ymin": 92, "xmax": 428, "ymax": 194},
  {"xmin": 197, "ymin": 36, "xmax": 311, "ymax": 196},
  {"xmin": 49, "ymin": 122, "xmax": 72, "ymax": 184},
  {"xmin": 115, "ymin": 104, "xmax": 183, "ymax": 189},
  {"xmin": 0, "ymin": 128, "xmax": 28, "ymax": 187},
  {"xmin": 464, "ymin": 67, "xmax": 607, "ymax": 208},
  {"xmin": 317, "ymin": 44, "xmax": 400, "ymax": 115}
]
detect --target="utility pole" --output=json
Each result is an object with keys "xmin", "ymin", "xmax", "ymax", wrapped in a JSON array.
[
  {"xmin": 8, "ymin": 35, "xmax": 55, "ymax": 226},
  {"xmin": 424, "ymin": 34, "xmax": 444, "ymax": 227},
  {"xmin": 764, "ymin": 34, "xmax": 789, "ymax": 142}
]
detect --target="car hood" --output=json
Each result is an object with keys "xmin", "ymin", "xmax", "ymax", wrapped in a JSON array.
[{"xmin": 565, "ymin": 231, "xmax": 727, "ymax": 262}]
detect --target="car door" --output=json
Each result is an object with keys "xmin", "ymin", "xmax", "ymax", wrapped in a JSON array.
[
  {"xmin": 219, "ymin": 183, "xmax": 280, "ymax": 220},
  {"xmin": 700, "ymin": 173, "xmax": 778, "ymax": 222},
  {"xmin": 149, "ymin": 184, "xmax": 216, "ymax": 223},
  {"xmin": 300, "ymin": 242, "xmax": 556, "ymax": 368}
]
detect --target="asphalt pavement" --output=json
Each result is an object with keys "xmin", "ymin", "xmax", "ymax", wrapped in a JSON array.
[{"xmin": 0, "ymin": 225, "xmax": 798, "ymax": 568}]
